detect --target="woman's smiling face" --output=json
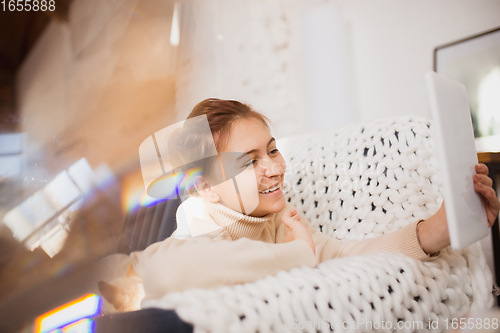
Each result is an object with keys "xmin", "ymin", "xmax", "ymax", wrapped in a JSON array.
[{"xmin": 206, "ymin": 117, "xmax": 287, "ymax": 217}]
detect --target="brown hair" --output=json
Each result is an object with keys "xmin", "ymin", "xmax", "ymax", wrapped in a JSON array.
[
  {"xmin": 169, "ymin": 98, "xmax": 272, "ymax": 193},
  {"xmin": 187, "ymin": 98, "xmax": 272, "ymax": 152}
]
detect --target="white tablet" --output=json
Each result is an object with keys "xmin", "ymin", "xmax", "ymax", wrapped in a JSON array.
[{"xmin": 425, "ymin": 71, "xmax": 489, "ymax": 250}]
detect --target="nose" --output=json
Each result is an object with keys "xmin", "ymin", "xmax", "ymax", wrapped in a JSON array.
[{"xmin": 262, "ymin": 157, "xmax": 284, "ymax": 178}]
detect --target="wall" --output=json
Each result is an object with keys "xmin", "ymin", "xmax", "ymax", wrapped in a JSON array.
[
  {"xmin": 334, "ymin": 0, "xmax": 500, "ymax": 122},
  {"xmin": 174, "ymin": 0, "xmax": 311, "ymax": 139},
  {"xmin": 302, "ymin": 3, "xmax": 357, "ymax": 131}
]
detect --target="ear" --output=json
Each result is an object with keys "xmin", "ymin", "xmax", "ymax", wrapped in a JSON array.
[
  {"xmin": 98, "ymin": 280, "xmax": 120, "ymax": 305},
  {"xmin": 125, "ymin": 265, "xmax": 140, "ymax": 279},
  {"xmin": 194, "ymin": 176, "xmax": 221, "ymax": 203}
]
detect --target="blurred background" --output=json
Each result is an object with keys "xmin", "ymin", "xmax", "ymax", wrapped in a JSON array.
[{"xmin": 0, "ymin": 0, "xmax": 499, "ymax": 332}]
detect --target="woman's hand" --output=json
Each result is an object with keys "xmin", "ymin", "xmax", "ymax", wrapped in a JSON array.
[
  {"xmin": 281, "ymin": 209, "xmax": 316, "ymax": 255},
  {"xmin": 418, "ymin": 163, "xmax": 499, "ymax": 255}
]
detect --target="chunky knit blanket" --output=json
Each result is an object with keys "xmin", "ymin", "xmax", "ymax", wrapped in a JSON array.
[{"xmin": 142, "ymin": 116, "xmax": 494, "ymax": 332}]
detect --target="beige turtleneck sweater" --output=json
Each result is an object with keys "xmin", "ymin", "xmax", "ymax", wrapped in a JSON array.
[{"xmin": 133, "ymin": 197, "xmax": 429, "ymax": 301}]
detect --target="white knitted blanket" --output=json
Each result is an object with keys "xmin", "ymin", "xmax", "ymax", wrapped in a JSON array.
[{"xmin": 142, "ymin": 116, "xmax": 494, "ymax": 332}]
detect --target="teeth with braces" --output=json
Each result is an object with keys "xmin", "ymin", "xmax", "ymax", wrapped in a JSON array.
[{"xmin": 259, "ymin": 183, "xmax": 280, "ymax": 194}]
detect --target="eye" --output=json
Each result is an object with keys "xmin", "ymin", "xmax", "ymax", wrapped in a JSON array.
[
  {"xmin": 269, "ymin": 148, "xmax": 279, "ymax": 155},
  {"xmin": 243, "ymin": 159, "xmax": 258, "ymax": 168}
]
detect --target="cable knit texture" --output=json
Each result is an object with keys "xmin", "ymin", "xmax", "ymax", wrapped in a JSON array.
[{"xmin": 141, "ymin": 116, "xmax": 494, "ymax": 333}]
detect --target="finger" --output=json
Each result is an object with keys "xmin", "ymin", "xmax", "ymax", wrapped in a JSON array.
[
  {"xmin": 281, "ymin": 215, "xmax": 298, "ymax": 228},
  {"xmin": 283, "ymin": 209, "xmax": 300, "ymax": 223},
  {"xmin": 475, "ymin": 183, "xmax": 500, "ymax": 208},
  {"xmin": 473, "ymin": 173, "xmax": 493, "ymax": 188},
  {"xmin": 283, "ymin": 209, "xmax": 297, "ymax": 219},
  {"xmin": 475, "ymin": 163, "xmax": 489, "ymax": 176},
  {"xmin": 486, "ymin": 187, "xmax": 500, "ymax": 210}
]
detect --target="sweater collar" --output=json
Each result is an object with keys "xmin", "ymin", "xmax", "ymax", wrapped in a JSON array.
[{"xmin": 202, "ymin": 199, "xmax": 276, "ymax": 241}]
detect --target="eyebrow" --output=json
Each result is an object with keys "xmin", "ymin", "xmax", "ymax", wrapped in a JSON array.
[{"xmin": 236, "ymin": 137, "xmax": 276, "ymax": 161}]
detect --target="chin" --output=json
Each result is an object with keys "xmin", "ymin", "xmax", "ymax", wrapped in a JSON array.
[
  {"xmin": 264, "ymin": 196, "xmax": 287, "ymax": 213},
  {"xmin": 249, "ymin": 196, "xmax": 286, "ymax": 217}
]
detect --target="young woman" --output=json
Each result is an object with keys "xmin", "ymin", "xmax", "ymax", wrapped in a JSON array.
[{"xmin": 170, "ymin": 98, "xmax": 499, "ymax": 261}]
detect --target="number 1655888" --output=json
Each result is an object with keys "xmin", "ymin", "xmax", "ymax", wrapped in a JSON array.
[{"xmin": 2, "ymin": 0, "xmax": 55, "ymax": 11}]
